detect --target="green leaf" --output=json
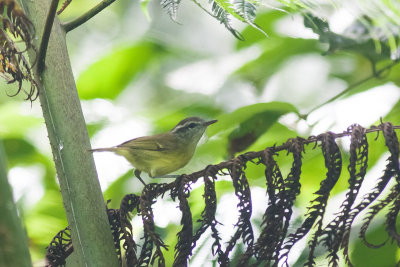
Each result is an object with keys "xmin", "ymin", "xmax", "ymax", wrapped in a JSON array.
[
  {"xmin": 103, "ymin": 170, "xmax": 137, "ymax": 208},
  {"xmin": 206, "ymin": 102, "xmax": 298, "ymax": 157},
  {"xmin": 304, "ymin": 13, "xmax": 399, "ymax": 62},
  {"xmin": 86, "ymin": 121, "xmax": 106, "ymax": 138},
  {"xmin": 235, "ymin": 37, "xmax": 318, "ymax": 91},
  {"xmin": 329, "ymin": 56, "xmax": 400, "ymax": 99},
  {"xmin": 351, "ymin": 220, "xmax": 400, "ymax": 267},
  {"xmin": 76, "ymin": 41, "xmax": 164, "ymax": 100},
  {"xmin": 236, "ymin": 10, "xmax": 288, "ymax": 49},
  {"xmin": 153, "ymin": 103, "xmax": 223, "ymax": 133},
  {"xmin": 0, "ymin": 103, "xmax": 42, "ymax": 138},
  {"xmin": 246, "ymin": 122, "xmax": 296, "ymax": 151},
  {"xmin": 385, "ymin": 98, "xmax": 400, "ymax": 123},
  {"xmin": 3, "ymin": 138, "xmax": 36, "ymax": 165},
  {"xmin": 141, "ymin": 0, "xmax": 152, "ymax": 21},
  {"xmin": 227, "ymin": 110, "xmax": 283, "ymax": 156},
  {"xmin": 25, "ymin": 190, "xmax": 67, "ymax": 260},
  {"xmin": 208, "ymin": 102, "xmax": 299, "ymax": 137}
]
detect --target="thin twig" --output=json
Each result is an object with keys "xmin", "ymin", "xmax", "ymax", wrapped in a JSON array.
[
  {"xmin": 62, "ymin": 0, "xmax": 117, "ymax": 33},
  {"xmin": 38, "ymin": 0, "xmax": 60, "ymax": 73},
  {"xmin": 305, "ymin": 60, "xmax": 400, "ymax": 118}
]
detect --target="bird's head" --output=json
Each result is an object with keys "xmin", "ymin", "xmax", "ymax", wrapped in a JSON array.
[{"xmin": 170, "ymin": 117, "xmax": 217, "ymax": 145}]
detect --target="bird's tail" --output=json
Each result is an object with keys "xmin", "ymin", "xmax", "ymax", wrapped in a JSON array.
[{"xmin": 89, "ymin": 147, "xmax": 117, "ymax": 153}]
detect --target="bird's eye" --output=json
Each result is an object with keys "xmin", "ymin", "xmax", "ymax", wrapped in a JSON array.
[{"xmin": 188, "ymin": 123, "xmax": 196, "ymax": 128}]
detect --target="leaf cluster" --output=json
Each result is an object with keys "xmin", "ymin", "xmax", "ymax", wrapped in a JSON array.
[{"xmin": 157, "ymin": 0, "xmax": 267, "ymax": 39}]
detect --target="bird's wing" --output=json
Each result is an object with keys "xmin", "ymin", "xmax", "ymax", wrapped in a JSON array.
[{"xmin": 117, "ymin": 134, "xmax": 177, "ymax": 151}]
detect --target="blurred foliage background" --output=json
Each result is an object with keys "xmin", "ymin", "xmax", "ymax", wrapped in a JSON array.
[{"xmin": 1, "ymin": 0, "xmax": 400, "ymax": 266}]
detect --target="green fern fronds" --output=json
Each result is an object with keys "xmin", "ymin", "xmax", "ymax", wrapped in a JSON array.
[
  {"xmin": 204, "ymin": 0, "xmax": 268, "ymax": 39},
  {"xmin": 161, "ymin": 0, "xmax": 181, "ymax": 21},
  {"xmin": 209, "ymin": 0, "xmax": 245, "ymax": 40},
  {"xmin": 232, "ymin": 0, "xmax": 268, "ymax": 37},
  {"xmin": 190, "ymin": 0, "xmax": 244, "ymax": 40}
]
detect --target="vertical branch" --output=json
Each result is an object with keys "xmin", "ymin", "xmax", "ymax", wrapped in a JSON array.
[{"xmin": 21, "ymin": 0, "xmax": 120, "ymax": 266}]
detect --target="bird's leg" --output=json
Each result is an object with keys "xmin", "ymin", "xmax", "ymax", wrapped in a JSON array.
[
  {"xmin": 134, "ymin": 169, "xmax": 147, "ymax": 186},
  {"xmin": 152, "ymin": 175, "xmax": 180, "ymax": 178}
]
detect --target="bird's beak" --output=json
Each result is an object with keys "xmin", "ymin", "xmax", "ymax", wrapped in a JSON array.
[{"xmin": 204, "ymin": 120, "xmax": 217, "ymax": 126}]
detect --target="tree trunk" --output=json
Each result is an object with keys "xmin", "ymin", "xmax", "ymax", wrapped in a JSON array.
[
  {"xmin": 0, "ymin": 140, "xmax": 32, "ymax": 267},
  {"xmin": 21, "ymin": 1, "xmax": 120, "ymax": 266}
]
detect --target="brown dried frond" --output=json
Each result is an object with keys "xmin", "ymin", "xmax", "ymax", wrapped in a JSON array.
[
  {"xmin": 282, "ymin": 132, "xmax": 342, "ymax": 266},
  {"xmin": 253, "ymin": 148, "xmax": 287, "ymax": 266},
  {"xmin": 45, "ymin": 227, "xmax": 72, "ymax": 267},
  {"xmin": 1, "ymin": 0, "xmax": 34, "ymax": 44},
  {"xmin": 321, "ymin": 124, "xmax": 368, "ymax": 266},
  {"xmin": 172, "ymin": 175, "xmax": 193, "ymax": 267},
  {"xmin": 386, "ymin": 192, "xmax": 400, "ymax": 246},
  {"xmin": 357, "ymin": 123, "xmax": 400, "ymax": 250},
  {"xmin": 222, "ymin": 156, "xmax": 254, "ymax": 264},
  {"xmin": 46, "ymin": 123, "xmax": 400, "ymax": 267},
  {"xmin": 335, "ymin": 123, "xmax": 399, "ymax": 262},
  {"xmin": 191, "ymin": 167, "xmax": 217, "ymax": 250},
  {"xmin": 106, "ymin": 204, "xmax": 123, "ymax": 263},
  {"xmin": 120, "ymin": 194, "xmax": 140, "ymax": 266},
  {"xmin": 190, "ymin": 166, "xmax": 225, "ymax": 264},
  {"xmin": 0, "ymin": 0, "xmax": 37, "ymax": 101},
  {"xmin": 139, "ymin": 183, "xmax": 169, "ymax": 266}
]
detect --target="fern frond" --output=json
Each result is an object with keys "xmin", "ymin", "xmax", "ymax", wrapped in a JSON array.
[
  {"xmin": 160, "ymin": 0, "xmax": 181, "ymax": 21},
  {"xmin": 232, "ymin": 0, "xmax": 268, "ymax": 37},
  {"xmin": 191, "ymin": 0, "xmax": 244, "ymax": 40},
  {"xmin": 120, "ymin": 194, "xmax": 140, "ymax": 266},
  {"xmin": 172, "ymin": 175, "xmax": 193, "ymax": 267},
  {"xmin": 209, "ymin": 0, "xmax": 244, "ymax": 40},
  {"xmin": 223, "ymin": 157, "xmax": 254, "ymax": 261}
]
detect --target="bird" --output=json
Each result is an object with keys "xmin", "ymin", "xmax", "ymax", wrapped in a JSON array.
[{"xmin": 90, "ymin": 117, "xmax": 217, "ymax": 185}]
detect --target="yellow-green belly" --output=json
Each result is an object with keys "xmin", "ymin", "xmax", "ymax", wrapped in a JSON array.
[{"xmin": 116, "ymin": 148, "xmax": 193, "ymax": 177}]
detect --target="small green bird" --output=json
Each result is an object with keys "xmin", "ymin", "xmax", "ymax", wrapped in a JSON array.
[{"xmin": 90, "ymin": 117, "xmax": 217, "ymax": 185}]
